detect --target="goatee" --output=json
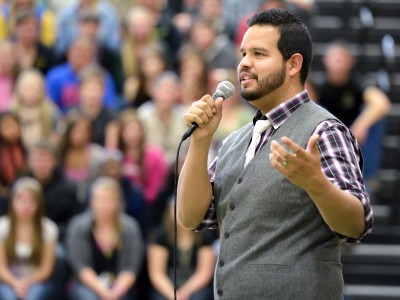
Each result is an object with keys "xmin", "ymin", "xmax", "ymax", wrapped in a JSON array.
[{"xmin": 241, "ymin": 64, "xmax": 286, "ymax": 101}]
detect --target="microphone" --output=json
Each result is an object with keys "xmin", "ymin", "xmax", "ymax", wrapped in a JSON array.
[{"xmin": 181, "ymin": 81, "xmax": 235, "ymax": 141}]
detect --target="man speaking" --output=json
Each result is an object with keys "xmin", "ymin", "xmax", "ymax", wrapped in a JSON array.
[{"xmin": 177, "ymin": 9, "xmax": 372, "ymax": 299}]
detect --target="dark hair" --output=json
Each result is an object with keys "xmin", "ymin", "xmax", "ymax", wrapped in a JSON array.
[
  {"xmin": 247, "ymin": 9, "xmax": 313, "ymax": 85},
  {"xmin": 58, "ymin": 112, "xmax": 93, "ymax": 163}
]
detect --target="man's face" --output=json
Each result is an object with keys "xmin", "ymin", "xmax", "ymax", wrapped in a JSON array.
[
  {"xmin": 67, "ymin": 42, "xmax": 94, "ymax": 71},
  {"xmin": 238, "ymin": 25, "xmax": 287, "ymax": 102},
  {"xmin": 323, "ymin": 45, "xmax": 354, "ymax": 83},
  {"xmin": 28, "ymin": 148, "xmax": 56, "ymax": 182}
]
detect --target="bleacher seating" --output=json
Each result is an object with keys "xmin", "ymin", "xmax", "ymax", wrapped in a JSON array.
[{"xmin": 311, "ymin": 1, "xmax": 400, "ymax": 299}]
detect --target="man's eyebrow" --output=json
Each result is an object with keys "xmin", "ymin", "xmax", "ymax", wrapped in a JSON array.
[{"xmin": 239, "ymin": 47, "xmax": 269, "ymax": 53}]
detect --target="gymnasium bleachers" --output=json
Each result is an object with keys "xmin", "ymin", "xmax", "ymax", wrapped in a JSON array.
[{"xmin": 310, "ymin": 1, "xmax": 400, "ymax": 299}]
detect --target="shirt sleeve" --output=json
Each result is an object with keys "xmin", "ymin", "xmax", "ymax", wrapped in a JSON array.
[
  {"xmin": 42, "ymin": 218, "xmax": 59, "ymax": 243},
  {"xmin": 194, "ymin": 156, "xmax": 219, "ymax": 231},
  {"xmin": 313, "ymin": 120, "xmax": 373, "ymax": 243},
  {"xmin": 0, "ymin": 217, "xmax": 10, "ymax": 242}
]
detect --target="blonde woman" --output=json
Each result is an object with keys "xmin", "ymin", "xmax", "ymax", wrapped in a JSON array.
[
  {"xmin": 10, "ymin": 68, "xmax": 63, "ymax": 149},
  {"xmin": 0, "ymin": 177, "xmax": 58, "ymax": 300},
  {"xmin": 66, "ymin": 177, "xmax": 144, "ymax": 300}
]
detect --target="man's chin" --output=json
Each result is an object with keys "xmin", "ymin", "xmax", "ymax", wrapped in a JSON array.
[{"xmin": 241, "ymin": 91, "xmax": 260, "ymax": 102}]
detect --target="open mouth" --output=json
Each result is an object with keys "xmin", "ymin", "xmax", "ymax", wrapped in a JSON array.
[{"xmin": 239, "ymin": 72, "xmax": 256, "ymax": 84}]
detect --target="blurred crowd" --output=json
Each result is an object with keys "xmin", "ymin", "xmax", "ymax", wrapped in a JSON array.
[{"xmin": 0, "ymin": 0, "xmax": 391, "ymax": 299}]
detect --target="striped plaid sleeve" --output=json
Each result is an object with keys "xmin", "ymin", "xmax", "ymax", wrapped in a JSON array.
[
  {"xmin": 194, "ymin": 156, "xmax": 219, "ymax": 231},
  {"xmin": 314, "ymin": 120, "xmax": 373, "ymax": 243}
]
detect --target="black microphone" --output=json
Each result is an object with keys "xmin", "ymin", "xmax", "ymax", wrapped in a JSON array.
[{"xmin": 181, "ymin": 81, "xmax": 235, "ymax": 141}]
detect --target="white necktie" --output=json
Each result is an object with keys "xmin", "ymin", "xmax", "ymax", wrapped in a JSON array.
[{"xmin": 244, "ymin": 119, "xmax": 271, "ymax": 167}]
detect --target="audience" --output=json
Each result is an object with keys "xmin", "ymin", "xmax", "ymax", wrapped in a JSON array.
[
  {"xmin": 57, "ymin": 9, "xmax": 124, "ymax": 95},
  {"xmin": 55, "ymin": 0, "xmax": 121, "ymax": 54},
  {"xmin": 66, "ymin": 177, "xmax": 144, "ymax": 300},
  {"xmin": 0, "ymin": 177, "xmax": 58, "ymax": 300},
  {"xmin": 46, "ymin": 37, "xmax": 117, "ymax": 114}
]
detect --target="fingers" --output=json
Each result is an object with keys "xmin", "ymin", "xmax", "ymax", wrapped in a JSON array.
[
  {"xmin": 269, "ymin": 136, "xmax": 305, "ymax": 171},
  {"xmin": 270, "ymin": 137, "xmax": 302, "ymax": 160},
  {"xmin": 307, "ymin": 134, "xmax": 320, "ymax": 155},
  {"xmin": 184, "ymin": 95, "xmax": 222, "ymax": 128},
  {"xmin": 280, "ymin": 136, "xmax": 304, "ymax": 156}
]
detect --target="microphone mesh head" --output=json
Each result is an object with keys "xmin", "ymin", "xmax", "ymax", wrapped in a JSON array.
[{"xmin": 216, "ymin": 81, "xmax": 235, "ymax": 99}]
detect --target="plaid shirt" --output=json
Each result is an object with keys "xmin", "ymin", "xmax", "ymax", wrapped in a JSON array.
[{"xmin": 199, "ymin": 90, "xmax": 373, "ymax": 243}]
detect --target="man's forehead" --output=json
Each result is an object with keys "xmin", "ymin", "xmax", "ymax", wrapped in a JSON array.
[{"xmin": 241, "ymin": 25, "xmax": 280, "ymax": 49}]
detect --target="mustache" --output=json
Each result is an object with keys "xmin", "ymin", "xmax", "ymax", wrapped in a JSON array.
[{"xmin": 239, "ymin": 68, "xmax": 258, "ymax": 80}]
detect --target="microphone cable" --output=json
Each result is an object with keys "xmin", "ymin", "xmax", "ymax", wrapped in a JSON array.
[
  {"xmin": 173, "ymin": 138, "xmax": 185, "ymax": 300},
  {"xmin": 172, "ymin": 81, "xmax": 234, "ymax": 299}
]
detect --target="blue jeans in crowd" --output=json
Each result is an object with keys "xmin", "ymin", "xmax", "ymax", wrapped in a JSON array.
[
  {"xmin": 69, "ymin": 282, "xmax": 133, "ymax": 300},
  {"xmin": 0, "ymin": 281, "xmax": 54, "ymax": 300}
]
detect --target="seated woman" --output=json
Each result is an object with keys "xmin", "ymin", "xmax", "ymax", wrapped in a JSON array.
[
  {"xmin": 59, "ymin": 113, "xmax": 104, "ymax": 204},
  {"xmin": 147, "ymin": 201, "xmax": 216, "ymax": 300},
  {"xmin": 0, "ymin": 177, "xmax": 58, "ymax": 300},
  {"xmin": 0, "ymin": 112, "xmax": 27, "ymax": 213},
  {"xmin": 10, "ymin": 68, "xmax": 63, "ymax": 150},
  {"xmin": 66, "ymin": 176, "xmax": 144, "ymax": 300},
  {"xmin": 117, "ymin": 108, "xmax": 169, "ymax": 235}
]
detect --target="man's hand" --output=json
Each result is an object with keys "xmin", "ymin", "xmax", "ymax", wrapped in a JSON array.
[
  {"xmin": 269, "ymin": 134, "xmax": 324, "ymax": 193},
  {"xmin": 183, "ymin": 95, "xmax": 224, "ymax": 141}
]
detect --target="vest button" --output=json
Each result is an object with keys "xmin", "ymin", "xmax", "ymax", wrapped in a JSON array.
[
  {"xmin": 229, "ymin": 203, "xmax": 235, "ymax": 210},
  {"xmin": 237, "ymin": 178, "xmax": 243, "ymax": 184},
  {"xmin": 224, "ymin": 232, "xmax": 230, "ymax": 239},
  {"xmin": 217, "ymin": 289, "xmax": 223, "ymax": 296},
  {"xmin": 219, "ymin": 260, "xmax": 225, "ymax": 267}
]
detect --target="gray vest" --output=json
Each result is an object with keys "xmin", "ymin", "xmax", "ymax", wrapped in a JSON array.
[{"xmin": 213, "ymin": 101, "xmax": 344, "ymax": 299}]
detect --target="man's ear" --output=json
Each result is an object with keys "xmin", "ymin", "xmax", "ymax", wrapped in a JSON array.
[{"xmin": 287, "ymin": 53, "xmax": 303, "ymax": 78}]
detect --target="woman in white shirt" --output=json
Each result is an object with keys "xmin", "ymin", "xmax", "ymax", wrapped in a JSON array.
[{"xmin": 0, "ymin": 177, "xmax": 58, "ymax": 300}]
